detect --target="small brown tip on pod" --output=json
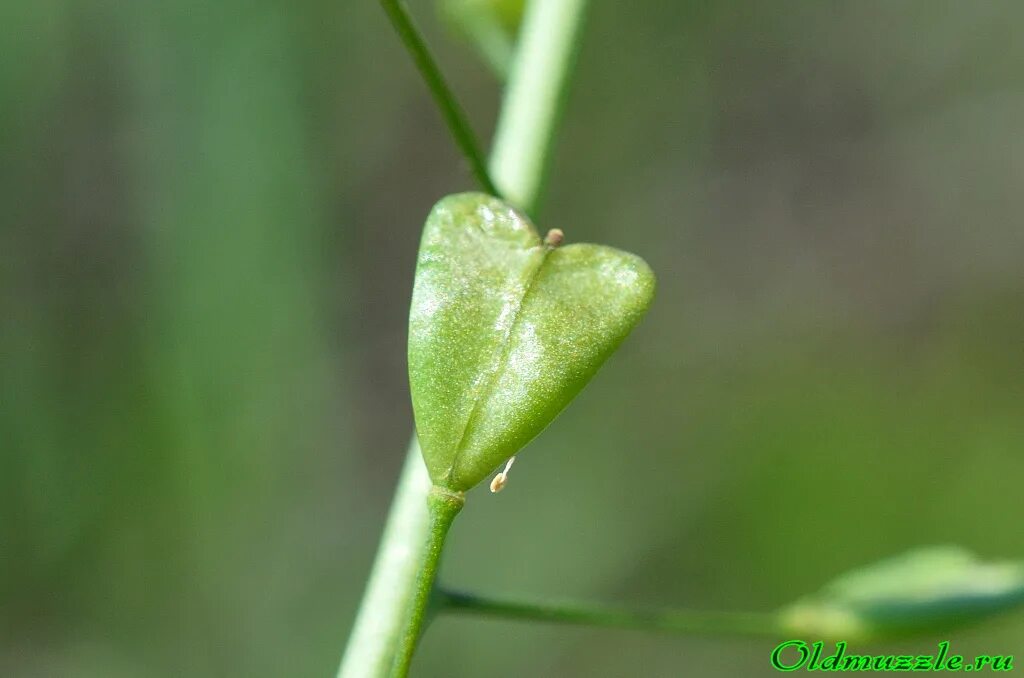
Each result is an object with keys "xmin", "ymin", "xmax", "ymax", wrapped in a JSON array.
[{"xmin": 544, "ymin": 229, "xmax": 564, "ymax": 248}]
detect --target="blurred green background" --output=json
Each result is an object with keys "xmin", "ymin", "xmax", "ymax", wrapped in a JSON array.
[{"xmin": 2, "ymin": 1, "xmax": 1023, "ymax": 676}]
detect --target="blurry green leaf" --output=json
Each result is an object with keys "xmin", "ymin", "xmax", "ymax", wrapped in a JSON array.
[
  {"xmin": 440, "ymin": 0, "xmax": 525, "ymax": 78},
  {"xmin": 780, "ymin": 546, "xmax": 1024, "ymax": 641},
  {"xmin": 409, "ymin": 192, "xmax": 655, "ymax": 492}
]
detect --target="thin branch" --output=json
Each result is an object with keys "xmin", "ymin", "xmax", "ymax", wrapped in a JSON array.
[
  {"xmin": 379, "ymin": 0, "xmax": 499, "ymax": 196},
  {"xmin": 440, "ymin": 590, "xmax": 784, "ymax": 639}
]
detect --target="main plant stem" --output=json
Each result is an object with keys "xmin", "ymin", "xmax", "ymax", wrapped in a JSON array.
[{"xmin": 337, "ymin": 2, "xmax": 589, "ymax": 676}]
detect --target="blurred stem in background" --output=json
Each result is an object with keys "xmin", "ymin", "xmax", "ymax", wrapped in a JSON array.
[
  {"xmin": 337, "ymin": 0, "xmax": 588, "ymax": 676},
  {"xmin": 489, "ymin": 0, "xmax": 587, "ymax": 216}
]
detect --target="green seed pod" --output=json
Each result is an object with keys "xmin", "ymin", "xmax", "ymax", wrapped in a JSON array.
[
  {"xmin": 408, "ymin": 192, "xmax": 655, "ymax": 492},
  {"xmin": 779, "ymin": 546, "xmax": 1024, "ymax": 642}
]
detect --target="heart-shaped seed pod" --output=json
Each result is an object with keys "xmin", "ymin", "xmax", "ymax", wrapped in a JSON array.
[{"xmin": 409, "ymin": 192, "xmax": 655, "ymax": 492}]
